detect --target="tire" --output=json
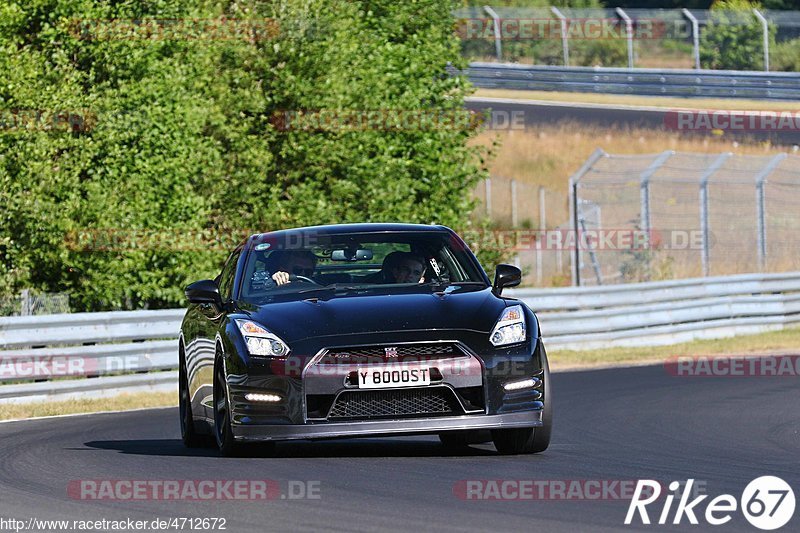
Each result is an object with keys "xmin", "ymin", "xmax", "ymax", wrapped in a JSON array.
[
  {"xmin": 492, "ymin": 350, "xmax": 553, "ymax": 455},
  {"xmin": 179, "ymin": 350, "xmax": 204, "ymax": 448},
  {"xmin": 213, "ymin": 360, "xmax": 240, "ymax": 457}
]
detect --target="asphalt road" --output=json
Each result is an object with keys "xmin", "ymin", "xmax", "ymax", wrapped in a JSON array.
[
  {"xmin": 466, "ymin": 97, "xmax": 800, "ymax": 145},
  {"xmin": 0, "ymin": 364, "xmax": 798, "ymax": 532}
]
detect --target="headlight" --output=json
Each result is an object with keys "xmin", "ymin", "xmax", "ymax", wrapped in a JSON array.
[
  {"xmin": 490, "ymin": 304, "xmax": 526, "ymax": 346},
  {"xmin": 235, "ymin": 319, "xmax": 290, "ymax": 357}
]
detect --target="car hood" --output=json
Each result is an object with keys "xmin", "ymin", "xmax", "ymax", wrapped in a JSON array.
[{"xmin": 241, "ymin": 287, "xmax": 506, "ymax": 343}]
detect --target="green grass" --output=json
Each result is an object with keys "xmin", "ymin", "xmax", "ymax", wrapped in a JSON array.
[
  {"xmin": 0, "ymin": 391, "xmax": 176, "ymax": 422},
  {"xmin": 549, "ymin": 325, "xmax": 800, "ymax": 370}
]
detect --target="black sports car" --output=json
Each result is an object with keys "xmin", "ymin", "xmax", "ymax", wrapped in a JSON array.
[{"xmin": 179, "ymin": 223, "xmax": 552, "ymax": 455}]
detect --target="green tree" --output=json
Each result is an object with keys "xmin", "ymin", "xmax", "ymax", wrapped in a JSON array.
[{"xmin": 0, "ymin": 0, "xmax": 489, "ymax": 311}]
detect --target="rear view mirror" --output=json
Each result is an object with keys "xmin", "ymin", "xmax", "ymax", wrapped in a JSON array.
[{"xmin": 331, "ymin": 248, "xmax": 373, "ymax": 261}]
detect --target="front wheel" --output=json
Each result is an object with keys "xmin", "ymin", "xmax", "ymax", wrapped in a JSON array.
[
  {"xmin": 214, "ymin": 361, "xmax": 240, "ymax": 457},
  {"xmin": 179, "ymin": 353, "xmax": 204, "ymax": 448}
]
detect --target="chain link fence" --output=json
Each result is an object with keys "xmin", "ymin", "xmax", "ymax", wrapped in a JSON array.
[
  {"xmin": 0, "ymin": 291, "xmax": 71, "ymax": 317},
  {"xmin": 570, "ymin": 150, "xmax": 800, "ymax": 286},
  {"xmin": 472, "ymin": 177, "xmax": 571, "ymax": 286},
  {"xmin": 456, "ymin": 6, "xmax": 800, "ymax": 70}
]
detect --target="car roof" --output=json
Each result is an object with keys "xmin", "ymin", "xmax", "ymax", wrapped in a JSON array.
[{"xmin": 246, "ymin": 223, "xmax": 454, "ymax": 246}]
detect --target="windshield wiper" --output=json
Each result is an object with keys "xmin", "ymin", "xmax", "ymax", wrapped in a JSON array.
[
  {"xmin": 296, "ymin": 284, "xmax": 363, "ymax": 295},
  {"xmin": 427, "ymin": 280, "xmax": 487, "ymax": 294},
  {"xmin": 427, "ymin": 280, "xmax": 486, "ymax": 288}
]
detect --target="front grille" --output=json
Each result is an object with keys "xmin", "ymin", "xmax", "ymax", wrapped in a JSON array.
[
  {"xmin": 319, "ymin": 342, "xmax": 465, "ymax": 365},
  {"xmin": 326, "ymin": 387, "xmax": 461, "ymax": 420}
]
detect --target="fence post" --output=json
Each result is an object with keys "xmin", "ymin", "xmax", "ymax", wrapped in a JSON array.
[
  {"xmin": 483, "ymin": 6, "xmax": 502, "ymax": 61},
  {"xmin": 511, "ymin": 179, "xmax": 518, "ymax": 227},
  {"xmin": 754, "ymin": 153, "xmax": 787, "ymax": 271},
  {"xmin": 640, "ymin": 151, "xmax": 674, "ymax": 248},
  {"xmin": 20, "ymin": 289, "xmax": 31, "ymax": 316},
  {"xmin": 570, "ymin": 180, "xmax": 579, "ymax": 286},
  {"xmin": 485, "ymin": 178, "xmax": 492, "ymax": 217},
  {"xmin": 616, "ymin": 8, "xmax": 634, "ymax": 68},
  {"xmin": 699, "ymin": 153, "xmax": 731, "ymax": 277},
  {"xmin": 536, "ymin": 186, "xmax": 545, "ymax": 284},
  {"xmin": 551, "ymin": 7, "xmax": 570, "ymax": 66},
  {"xmin": 682, "ymin": 9, "xmax": 700, "ymax": 70},
  {"xmin": 753, "ymin": 9, "xmax": 770, "ymax": 72},
  {"xmin": 569, "ymin": 148, "xmax": 607, "ymax": 286}
]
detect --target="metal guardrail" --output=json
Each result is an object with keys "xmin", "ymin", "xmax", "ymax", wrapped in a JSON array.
[
  {"xmin": 512, "ymin": 272, "xmax": 800, "ymax": 349},
  {"xmin": 0, "ymin": 309, "xmax": 182, "ymax": 404},
  {"xmin": 466, "ymin": 62, "xmax": 800, "ymax": 100},
  {"xmin": 1, "ymin": 272, "xmax": 798, "ymax": 402}
]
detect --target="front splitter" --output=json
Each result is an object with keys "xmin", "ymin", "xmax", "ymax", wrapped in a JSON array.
[{"xmin": 232, "ymin": 410, "xmax": 542, "ymax": 441}]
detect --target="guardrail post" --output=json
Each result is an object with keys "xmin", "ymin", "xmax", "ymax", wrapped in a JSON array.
[
  {"xmin": 699, "ymin": 153, "xmax": 731, "ymax": 277},
  {"xmin": 754, "ymin": 153, "xmax": 786, "ymax": 271},
  {"xmin": 639, "ymin": 151, "xmax": 673, "ymax": 249},
  {"xmin": 616, "ymin": 8, "xmax": 634, "ymax": 68},
  {"xmin": 551, "ymin": 7, "xmax": 570, "ymax": 66},
  {"xmin": 569, "ymin": 148, "xmax": 607, "ymax": 286},
  {"xmin": 483, "ymin": 6, "xmax": 502, "ymax": 61},
  {"xmin": 682, "ymin": 9, "xmax": 700, "ymax": 70},
  {"xmin": 754, "ymin": 9, "xmax": 770, "ymax": 72}
]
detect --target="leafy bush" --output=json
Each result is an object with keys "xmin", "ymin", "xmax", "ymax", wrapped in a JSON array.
[
  {"xmin": 0, "ymin": 0, "xmax": 488, "ymax": 311},
  {"xmin": 772, "ymin": 36, "xmax": 800, "ymax": 71},
  {"xmin": 700, "ymin": 0, "xmax": 775, "ymax": 70}
]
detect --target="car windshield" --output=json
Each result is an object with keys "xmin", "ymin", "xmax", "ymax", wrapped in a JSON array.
[{"xmin": 240, "ymin": 230, "xmax": 487, "ymax": 302}]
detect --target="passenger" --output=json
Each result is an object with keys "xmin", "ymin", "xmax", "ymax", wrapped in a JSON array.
[{"xmin": 385, "ymin": 252, "xmax": 426, "ymax": 284}]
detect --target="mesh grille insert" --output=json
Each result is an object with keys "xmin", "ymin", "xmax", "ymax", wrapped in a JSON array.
[{"xmin": 327, "ymin": 387, "xmax": 460, "ymax": 420}]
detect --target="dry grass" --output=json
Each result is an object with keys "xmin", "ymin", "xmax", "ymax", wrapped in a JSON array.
[
  {"xmin": 473, "ymin": 123, "xmax": 792, "ymax": 197},
  {"xmin": 0, "ymin": 391, "xmax": 176, "ymax": 421},
  {"xmin": 473, "ymin": 89, "xmax": 800, "ymax": 112},
  {"xmin": 549, "ymin": 325, "xmax": 800, "ymax": 370}
]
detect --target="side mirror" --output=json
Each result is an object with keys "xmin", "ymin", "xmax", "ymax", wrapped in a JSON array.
[
  {"xmin": 492, "ymin": 264, "xmax": 521, "ymax": 296},
  {"xmin": 185, "ymin": 279, "xmax": 222, "ymax": 306}
]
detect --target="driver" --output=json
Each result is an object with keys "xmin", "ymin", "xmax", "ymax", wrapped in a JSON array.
[{"xmin": 270, "ymin": 250, "xmax": 317, "ymax": 286}]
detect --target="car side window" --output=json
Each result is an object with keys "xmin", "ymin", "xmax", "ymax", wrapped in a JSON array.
[{"xmin": 217, "ymin": 249, "xmax": 241, "ymax": 300}]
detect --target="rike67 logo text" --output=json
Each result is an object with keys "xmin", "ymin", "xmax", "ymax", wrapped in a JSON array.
[{"xmin": 626, "ymin": 477, "xmax": 795, "ymax": 530}]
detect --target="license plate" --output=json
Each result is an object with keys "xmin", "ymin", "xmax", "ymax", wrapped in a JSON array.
[{"xmin": 357, "ymin": 365, "xmax": 431, "ymax": 389}]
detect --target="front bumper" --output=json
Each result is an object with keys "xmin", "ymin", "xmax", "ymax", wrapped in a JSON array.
[{"xmin": 232, "ymin": 409, "xmax": 542, "ymax": 442}]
